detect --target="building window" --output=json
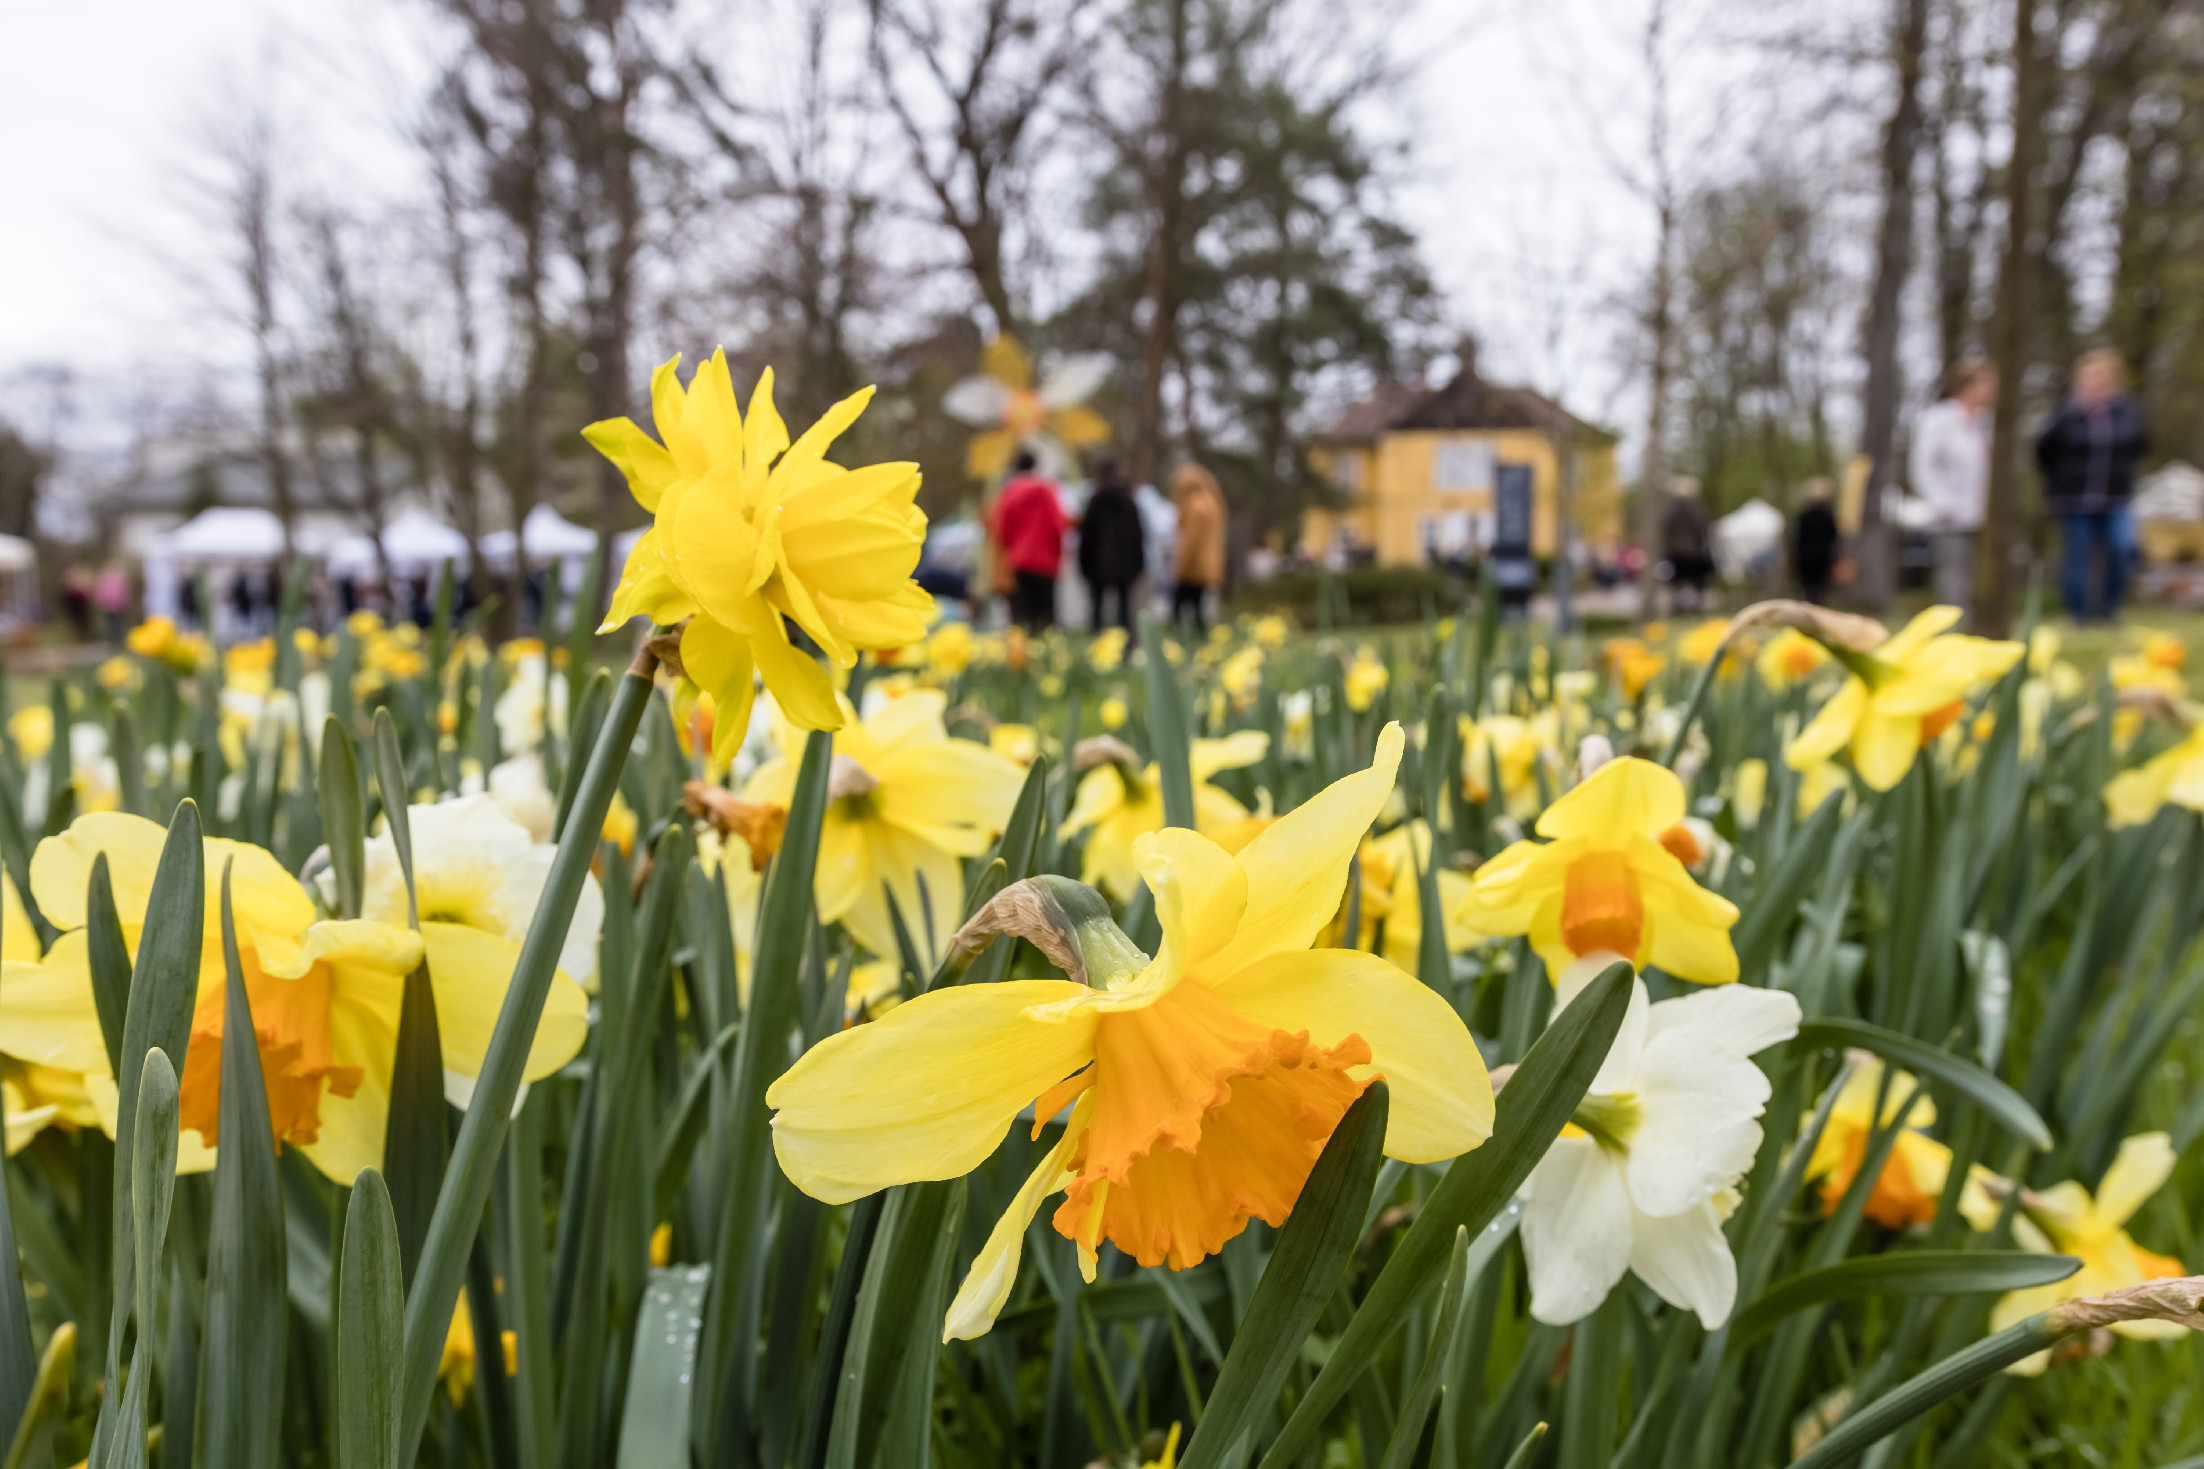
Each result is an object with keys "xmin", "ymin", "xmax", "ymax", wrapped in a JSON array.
[
  {"xmin": 1333, "ymin": 452, "xmax": 1362, "ymax": 493},
  {"xmin": 1433, "ymin": 439, "xmax": 1494, "ymax": 493}
]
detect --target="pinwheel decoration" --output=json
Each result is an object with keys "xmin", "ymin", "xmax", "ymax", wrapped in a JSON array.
[{"xmin": 943, "ymin": 335, "xmax": 1112, "ymax": 480}]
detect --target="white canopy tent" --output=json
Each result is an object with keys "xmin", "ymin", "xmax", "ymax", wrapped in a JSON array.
[
  {"xmin": 327, "ymin": 506, "xmax": 471, "ymax": 577},
  {"xmin": 1710, "ymin": 498, "xmax": 1786, "ymax": 584},
  {"xmin": 155, "ymin": 507, "xmax": 291, "ymax": 563},
  {"xmin": 481, "ymin": 504, "xmax": 598, "ymax": 568}
]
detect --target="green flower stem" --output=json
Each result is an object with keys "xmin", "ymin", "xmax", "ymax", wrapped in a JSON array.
[{"xmin": 397, "ymin": 639, "xmax": 660, "ymax": 1459}]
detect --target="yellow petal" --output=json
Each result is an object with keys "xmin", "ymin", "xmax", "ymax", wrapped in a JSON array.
[
  {"xmin": 1788, "ymin": 681, "xmax": 1866, "ymax": 772},
  {"xmin": 681, "ymin": 617, "xmax": 759, "ymax": 765},
  {"xmin": 1850, "ymin": 706, "xmax": 1926, "ymax": 792},
  {"xmin": 767, "ymin": 979, "xmax": 1096, "ymax": 1204},
  {"xmin": 1189, "ymin": 731, "xmax": 1269, "ymax": 783},
  {"xmin": 1878, "ymin": 605, "xmax": 1964, "ymax": 660},
  {"xmin": 943, "ymin": 1095, "xmax": 1092, "ymax": 1341},
  {"xmin": 0, "ymin": 940, "xmax": 112, "ymax": 1074},
  {"xmin": 741, "ymin": 606, "xmax": 843, "ymax": 731},
  {"xmin": 1207, "ymin": 948, "xmax": 1493, "ymax": 1164},
  {"xmin": 30, "ymin": 814, "xmax": 315, "ymax": 946},
  {"xmin": 1535, "ymin": 756, "xmax": 1683, "ymax": 841},
  {"xmin": 2093, "ymin": 1132, "xmax": 2176, "ymax": 1229},
  {"xmin": 873, "ymin": 740, "xmax": 1027, "ymax": 856},
  {"xmin": 1202, "ymin": 724, "xmax": 1403, "ymax": 977},
  {"xmin": 420, "ymin": 923, "xmax": 589, "ymax": 1082},
  {"xmin": 580, "ymin": 417, "xmax": 679, "ymax": 513},
  {"xmin": 1135, "ymin": 829, "xmax": 1247, "ymax": 980},
  {"xmin": 2, "ymin": 874, "xmax": 35, "ymax": 965}
]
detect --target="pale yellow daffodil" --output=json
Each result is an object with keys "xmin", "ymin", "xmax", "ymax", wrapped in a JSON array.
[
  {"xmin": 1337, "ymin": 820, "xmax": 1481, "ymax": 975},
  {"xmin": 587, "ymin": 351, "xmax": 933, "ymax": 749},
  {"xmin": 1466, "ymin": 756, "xmax": 1739, "ymax": 985},
  {"xmin": 766, "ymin": 724, "xmax": 1491, "ymax": 1341},
  {"xmin": 1785, "ymin": 607, "xmax": 2024, "ymax": 792},
  {"xmin": 1065, "ymin": 731, "xmax": 1269, "ymax": 901},
  {"xmin": 1966, "ymin": 1133, "xmax": 2190, "ymax": 1375},
  {"xmin": 746, "ymin": 690, "xmax": 1023, "ymax": 965},
  {"xmin": 2103, "ymin": 722, "xmax": 2204, "ymax": 829},
  {"xmin": 1344, "ymin": 649, "xmax": 1388, "ymax": 711},
  {"xmin": 1802, "ymin": 1059, "xmax": 1955, "ymax": 1230},
  {"xmin": 0, "ymin": 813, "xmax": 585, "ymax": 1184}
]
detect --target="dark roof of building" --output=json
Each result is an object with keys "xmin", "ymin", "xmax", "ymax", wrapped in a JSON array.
[{"xmin": 1319, "ymin": 367, "xmax": 1616, "ymax": 445}]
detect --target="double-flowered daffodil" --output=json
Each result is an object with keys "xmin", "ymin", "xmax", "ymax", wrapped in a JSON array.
[
  {"xmin": 1519, "ymin": 958, "xmax": 1800, "ymax": 1328},
  {"xmin": 2102, "ymin": 720, "xmax": 2204, "ymax": 829},
  {"xmin": 586, "ymin": 351, "xmax": 933, "ymax": 751},
  {"xmin": 1801, "ymin": 1057, "xmax": 1954, "ymax": 1229},
  {"xmin": 0, "ymin": 812, "xmax": 588, "ymax": 1183},
  {"xmin": 1784, "ymin": 607, "xmax": 2024, "ymax": 792},
  {"xmin": 1465, "ymin": 756, "xmax": 1740, "ymax": 985},
  {"xmin": 1065, "ymin": 731, "xmax": 1269, "ymax": 902},
  {"xmin": 746, "ymin": 691, "xmax": 1024, "ymax": 967},
  {"xmin": 1963, "ymin": 1133, "xmax": 2190, "ymax": 1375},
  {"xmin": 766, "ymin": 725, "xmax": 1492, "ymax": 1340}
]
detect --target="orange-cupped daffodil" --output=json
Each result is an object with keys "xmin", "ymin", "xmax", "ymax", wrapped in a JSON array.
[
  {"xmin": 746, "ymin": 691, "xmax": 1024, "ymax": 966},
  {"xmin": 1335, "ymin": 820, "xmax": 1481, "ymax": 976},
  {"xmin": 766, "ymin": 725, "xmax": 1492, "ymax": 1340},
  {"xmin": 1801, "ymin": 1058, "xmax": 1955, "ymax": 1230},
  {"xmin": 1784, "ymin": 607, "xmax": 2024, "ymax": 792},
  {"xmin": 1964, "ymin": 1133, "xmax": 2190, "ymax": 1376},
  {"xmin": 1064, "ymin": 731, "xmax": 1269, "ymax": 902},
  {"xmin": 0, "ymin": 813, "xmax": 586, "ymax": 1183},
  {"xmin": 1465, "ymin": 756, "xmax": 1739, "ymax": 985},
  {"xmin": 1755, "ymin": 629, "xmax": 1830, "ymax": 692},
  {"xmin": 2102, "ymin": 721, "xmax": 2204, "ymax": 829},
  {"xmin": 586, "ymin": 351, "xmax": 933, "ymax": 750}
]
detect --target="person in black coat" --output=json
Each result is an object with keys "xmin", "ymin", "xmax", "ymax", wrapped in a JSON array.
[
  {"xmin": 2035, "ymin": 348, "xmax": 2151, "ymax": 622},
  {"xmin": 1077, "ymin": 459, "xmax": 1146, "ymax": 633},
  {"xmin": 1792, "ymin": 477, "xmax": 1840, "ymax": 605}
]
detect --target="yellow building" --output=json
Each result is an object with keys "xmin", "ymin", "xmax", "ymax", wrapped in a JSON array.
[{"xmin": 1303, "ymin": 361, "xmax": 1622, "ymax": 566}]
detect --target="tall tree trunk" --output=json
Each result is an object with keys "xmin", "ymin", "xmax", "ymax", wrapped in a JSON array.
[
  {"xmin": 1855, "ymin": 0, "xmax": 1932, "ymax": 613},
  {"xmin": 1636, "ymin": 207, "xmax": 1675, "ymax": 620},
  {"xmin": 1132, "ymin": 0, "xmax": 1191, "ymax": 493},
  {"xmin": 1976, "ymin": 0, "xmax": 2044, "ymax": 638}
]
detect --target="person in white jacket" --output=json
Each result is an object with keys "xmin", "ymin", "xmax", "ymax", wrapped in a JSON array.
[{"xmin": 1908, "ymin": 359, "xmax": 1996, "ymax": 616}]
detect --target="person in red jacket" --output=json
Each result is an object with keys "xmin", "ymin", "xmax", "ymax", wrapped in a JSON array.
[{"xmin": 991, "ymin": 450, "xmax": 1067, "ymax": 629}]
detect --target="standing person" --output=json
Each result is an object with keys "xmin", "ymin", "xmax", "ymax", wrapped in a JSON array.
[
  {"xmin": 1170, "ymin": 463, "xmax": 1225, "ymax": 631},
  {"xmin": 1910, "ymin": 359, "xmax": 1995, "ymax": 616},
  {"xmin": 1661, "ymin": 476, "xmax": 1714, "ymax": 611},
  {"xmin": 2036, "ymin": 348, "xmax": 2150, "ymax": 622},
  {"xmin": 1077, "ymin": 458, "xmax": 1145, "ymax": 634},
  {"xmin": 94, "ymin": 562, "xmax": 132, "ymax": 643},
  {"xmin": 992, "ymin": 450, "xmax": 1067, "ymax": 630},
  {"xmin": 1792, "ymin": 478, "xmax": 1840, "ymax": 605}
]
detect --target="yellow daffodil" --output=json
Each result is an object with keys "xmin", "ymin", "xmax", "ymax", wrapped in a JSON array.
[
  {"xmin": 1339, "ymin": 820, "xmax": 1481, "ymax": 975},
  {"xmin": 926, "ymin": 620, "xmax": 974, "ymax": 676},
  {"xmin": 1089, "ymin": 627, "xmax": 1128, "ymax": 672},
  {"xmin": 3, "ymin": 1060, "xmax": 99, "ymax": 1154},
  {"xmin": 2103, "ymin": 722, "xmax": 2204, "ymax": 828},
  {"xmin": 0, "ymin": 818, "xmax": 408, "ymax": 1180},
  {"xmin": 1678, "ymin": 620, "xmax": 1733, "ymax": 669},
  {"xmin": 1965, "ymin": 1133, "xmax": 2189, "ymax": 1376},
  {"xmin": 1604, "ymin": 639, "xmax": 1667, "ymax": 701},
  {"xmin": 1784, "ymin": 607, "xmax": 2024, "ymax": 792},
  {"xmin": 1795, "ymin": 758, "xmax": 1852, "ymax": 819},
  {"xmin": 767, "ymin": 725, "xmax": 1492, "ymax": 1340},
  {"xmin": 2109, "ymin": 635, "xmax": 2187, "ymax": 700},
  {"xmin": 1730, "ymin": 759, "xmax": 1768, "ymax": 828},
  {"xmin": 1344, "ymin": 649, "xmax": 1388, "ymax": 712},
  {"xmin": 746, "ymin": 691, "xmax": 1023, "ymax": 965},
  {"xmin": 988, "ymin": 723, "xmax": 1041, "ymax": 767},
  {"xmin": 1141, "ymin": 1423, "xmax": 1182, "ymax": 1469},
  {"xmin": 1220, "ymin": 646, "xmax": 1264, "ymax": 707},
  {"xmin": 1254, "ymin": 615, "xmax": 1289, "ymax": 648},
  {"xmin": 126, "ymin": 617, "xmax": 177, "ymax": 659},
  {"xmin": 1065, "ymin": 732, "xmax": 1268, "ymax": 901},
  {"xmin": 587, "ymin": 351, "xmax": 932, "ymax": 748},
  {"xmin": 1459, "ymin": 714, "xmax": 1548, "ymax": 819},
  {"xmin": 1099, "ymin": 695, "xmax": 1129, "ymax": 731},
  {"xmin": 1802, "ymin": 1059, "xmax": 1954, "ymax": 1229},
  {"xmin": 1466, "ymin": 756, "xmax": 1739, "ymax": 985},
  {"xmin": 1756, "ymin": 629, "xmax": 1829, "ymax": 692}
]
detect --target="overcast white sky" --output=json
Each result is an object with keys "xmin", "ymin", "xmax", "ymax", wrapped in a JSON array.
[{"xmin": 0, "ymin": 0, "xmax": 1855, "ymax": 461}]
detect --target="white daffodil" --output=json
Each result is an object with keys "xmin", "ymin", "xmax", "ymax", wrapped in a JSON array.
[
  {"xmin": 1518, "ymin": 954, "xmax": 1800, "ymax": 1329},
  {"xmin": 362, "ymin": 794, "xmax": 604, "ymax": 1108},
  {"xmin": 487, "ymin": 753, "xmax": 557, "ymax": 843}
]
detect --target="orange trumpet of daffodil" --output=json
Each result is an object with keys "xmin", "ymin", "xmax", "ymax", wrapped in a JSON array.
[
  {"xmin": 1784, "ymin": 606, "xmax": 2024, "ymax": 792},
  {"xmin": 585, "ymin": 352, "xmax": 933, "ymax": 751},
  {"xmin": 765, "ymin": 724, "xmax": 1492, "ymax": 1339},
  {"xmin": 1465, "ymin": 756, "xmax": 1739, "ymax": 984}
]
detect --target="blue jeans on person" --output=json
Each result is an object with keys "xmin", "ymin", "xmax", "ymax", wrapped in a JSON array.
[{"xmin": 2061, "ymin": 510, "xmax": 2131, "ymax": 621}]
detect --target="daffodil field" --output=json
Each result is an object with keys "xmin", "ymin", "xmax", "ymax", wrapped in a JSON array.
[{"xmin": 1, "ymin": 370, "xmax": 2203, "ymax": 1469}]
